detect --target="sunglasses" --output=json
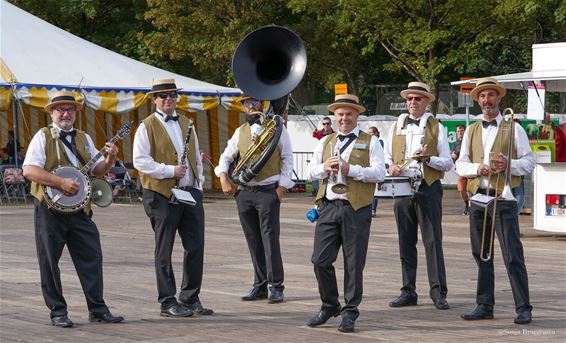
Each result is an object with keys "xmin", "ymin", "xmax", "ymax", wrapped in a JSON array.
[
  {"xmin": 406, "ymin": 96, "xmax": 423, "ymax": 102},
  {"xmin": 243, "ymin": 100, "xmax": 261, "ymax": 106},
  {"xmin": 157, "ymin": 92, "xmax": 178, "ymax": 99},
  {"xmin": 322, "ymin": 122, "xmax": 331, "ymax": 126}
]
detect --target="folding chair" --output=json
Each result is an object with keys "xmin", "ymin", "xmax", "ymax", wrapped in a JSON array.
[{"xmin": 2, "ymin": 167, "xmax": 28, "ymax": 204}]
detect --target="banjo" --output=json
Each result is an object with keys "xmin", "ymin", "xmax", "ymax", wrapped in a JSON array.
[{"xmin": 43, "ymin": 123, "xmax": 131, "ymax": 213}]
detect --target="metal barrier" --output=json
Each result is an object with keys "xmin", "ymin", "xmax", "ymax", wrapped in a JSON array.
[{"xmin": 292, "ymin": 151, "xmax": 313, "ymax": 184}]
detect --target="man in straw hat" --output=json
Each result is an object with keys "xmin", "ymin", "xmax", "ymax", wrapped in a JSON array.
[
  {"xmin": 305, "ymin": 94, "xmax": 385, "ymax": 333},
  {"xmin": 214, "ymin": 94, "xmax": 294, "ymax": 304},
  {"xmin": 384, "ymin": 81, "xmax": 453, "ymax": 311},
  {"xmin": 133, "ymin": 79, "xmax": 213, "ymax": 317},
  {"xmin": 22, "ymin": 90, "xmax": 124, "ymax": 327},
  {"xmin": 456, "ymin": 77, "xmax": 535, "ymax": 324}
]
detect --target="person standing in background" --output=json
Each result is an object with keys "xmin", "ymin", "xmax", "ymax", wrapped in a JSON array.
[
  {"xmin": 451, "ymin": 124, "xmax": 469, "ymax": 215},
  {"xmin": 368, "ymin": 126, "xmax": 383, "ymax": 217}
]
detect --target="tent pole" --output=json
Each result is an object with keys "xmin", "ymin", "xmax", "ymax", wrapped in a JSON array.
[{"xmin": 10, "ymin": 83, "xmax": 19, "ymax": 168}]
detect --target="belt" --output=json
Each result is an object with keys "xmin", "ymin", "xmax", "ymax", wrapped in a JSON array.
[
  {"xmin": 323, "ymin": 198, "xmax": 351, "ymax": 207},
  {"xmin": 238, "ymin": 183, "xmax": 278, "ymax": 192},
  {"xmin": 476, "ymin": 188, "xmax": 497, "ymax": 197},
  {"xmin": 178, "ymin": 186, "xmax": 193, "ymax": 191}
]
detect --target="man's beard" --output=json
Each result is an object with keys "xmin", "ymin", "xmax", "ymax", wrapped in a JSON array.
[{"xmin": 482, "ymin": 106, "xmax": 499, "ymax": 117}]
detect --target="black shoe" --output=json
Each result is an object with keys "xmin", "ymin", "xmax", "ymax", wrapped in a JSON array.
[
  {"xmin": 51, "ymin": 315, "xmax": 73, "ymax": 328},
  {"xmin": 268, "ymin": 289, "xmax": 284, "ymax": 303},
  {"xmin": 389, "ymin": 292, "xmax": 418, "ymax": 307},
  {"xmin": 338, "ymin": 316, "xmax": 355, "ymax": 333},
  {"xmin": 514, "ymin": 309, "xmax": 532, "ymax": 324},
  {"xmin": 434, "ymin": 298, "xmax": 450, "ymax": 310},
  {"xmin": 241, "ymin": 287, "xmax": 268, "ymax": 301},
  {"xmin": 160, "ymin": 304, "xmax": 194, "ymax": 317},
  {"xmin": 461, "ymin": 305, "xmax": 494, "ymax": 320},
  {"xmin": 307, "ymin": 307, "xmax": 341, "ymax": 327},
  {"xmin": 89, "ymin": 311, "xmax": 124, "ymax": 323},
  {"xmin": 181, "ymin": 300, "xmax": 214, "ymax": 315}
]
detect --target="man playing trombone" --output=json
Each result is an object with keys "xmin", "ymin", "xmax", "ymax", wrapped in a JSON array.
[{"xmin": 456, "ymin": 77, "xmax": 535, "ymax": 324}]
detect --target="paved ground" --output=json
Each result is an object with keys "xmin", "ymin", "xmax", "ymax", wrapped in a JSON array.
[{"xmin": 1, "ymin": 189, "xmax": 565, "ymax": 342}]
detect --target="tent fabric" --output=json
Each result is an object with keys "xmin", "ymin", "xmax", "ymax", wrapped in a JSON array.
[
  {"xmin": 0, "ymin": 0, "xmax": 242, "ymax": 113},
  {"xmin": 451, "ymin": 69, "xmax": 566, "ymax": 92}
]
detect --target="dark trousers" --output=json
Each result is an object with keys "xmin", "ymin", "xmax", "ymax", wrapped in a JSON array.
[
  {"xmin": 312, "ymin": 200, "xmax": 371, "ymax": 319},
  {"xmin": 393, "ymin": 180, "xmax": 448, "ymax": 301},
  {"xmin": 33, "ymin": 199, "xmax": 108, "ymax": 318},
  {"xmin": 469, "ymin": 199, "xmax": 532, "ymax": 312},
  {"xmin": 142, "ymin": 189, "xmax": 205, "ymax": 308},
  {"xmin": 235, "ymin": 188, "xmax": 284, "ymax": 290}
]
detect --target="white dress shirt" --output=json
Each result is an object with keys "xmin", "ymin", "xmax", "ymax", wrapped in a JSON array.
[
  {"xmin": 456, "ymin": 114, "xmax": 535, "ymax": 189},
  {"xmin": 133, "ymin": 110, "xmax": 204, "ymax": 190},
  {"xmin": 384, "ymin": 113, "xmax": 453, "ymax": 177},
  {"xmin": 307, "ymin": 126, "xmax": 386, "ymax": 201},
  {"xmin": 214, "ymin": 122, "xmax": 295, "ymax": 189},
  {"xmin": 23, "ymin": 124, "xmax": 103, "ymax": 170}
]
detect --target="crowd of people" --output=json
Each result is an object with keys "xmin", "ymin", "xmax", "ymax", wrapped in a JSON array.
[{"xmin": 17, "ymin": 77, "xmax": 538, "ymax": 333}]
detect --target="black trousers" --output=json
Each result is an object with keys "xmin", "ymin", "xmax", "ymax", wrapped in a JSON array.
[
  {"xmin": 142, "ymin": 189, "xmax": 205, "ymax": 308},
  {"xmin": 33, "ymin": 199, "xmax": 109, "ymax": 318},
  {"xmin": 312, "ymin": 200, "xmax": 371, "ymax": 319},
  {"xmin": 469, "ymin": 199, "xmax": 532, "ymax": 312},
  {"xmin": 393, "ymin": 180, "xmax": 448, "ymax": 301},
  {"xmin": 235, "ymin": 188, "xmax": 284, "ymax": 290}
]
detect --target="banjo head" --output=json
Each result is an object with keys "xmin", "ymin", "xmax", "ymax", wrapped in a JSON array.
[{"xmin": 45, "ymin": 166, "xmax": 91, "ymax": 211}]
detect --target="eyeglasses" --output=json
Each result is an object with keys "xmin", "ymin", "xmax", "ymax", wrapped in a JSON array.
[
  {"xmin": 54, "ymin": 107, "xmax": 76, "ymax": 114},
  {"xmin": 322, "ymin": 122, "xmax": 331, "ymax": 126},
  {"xmin": 157, "ymin": 92, "xmax": 178, "ymax": 99},
  {"xmin": 406, "ymin": 96, "xmax": 423, "ymax": 102},
  {"xmin": 243, "ymin": 100, "xmax": 261, "ymax": 107}
]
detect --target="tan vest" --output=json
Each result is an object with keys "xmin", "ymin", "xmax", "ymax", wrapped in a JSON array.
[
  {"xmin": 391, "ymin": 116, "xmax": 444, "ymax": 186},
  {"xmin": 237, "ymin": 123, "xmax": 281, "ymax": 181},
  {"xmin": 466, "ymin": 120, "xmax": 520, "ymax": 194},
  {"xmin": 139, "ymin": 114, "xmax": 198, "ymax": 198},
  {"xmin": 315, "ymin": 132, "xmax": 374, "ymax": 211},
  {"xmin": 30, "ymin": 127, "xmax": 93, "ymax": 213}
]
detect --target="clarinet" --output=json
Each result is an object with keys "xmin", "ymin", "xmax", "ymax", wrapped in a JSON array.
[{"xmin": 170, "ymin": 118, "xmax": 193, "ymax": 203}]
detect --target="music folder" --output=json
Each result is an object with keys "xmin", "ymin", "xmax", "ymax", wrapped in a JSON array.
[
  {"xmin": 171, "ymin": 188, "xmax": 196, "ymax": 206},
  {"xmin": 469, "ymin": 193, "xmax": 494, "ymax": 208}
]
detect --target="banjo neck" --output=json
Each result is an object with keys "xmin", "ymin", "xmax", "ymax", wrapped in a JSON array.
[{"xmin": 78, "ymin": 134, "xmax": 122, "ymax": 175}]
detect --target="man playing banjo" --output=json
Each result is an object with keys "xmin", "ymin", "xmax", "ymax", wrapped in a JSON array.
[
  {"xmin": 22, "ymin": 90, "xmax": 124, "ymax": 327},
  {"xmin": 384, "ymin": 82, "xmax": 453, "ymax": 311}
]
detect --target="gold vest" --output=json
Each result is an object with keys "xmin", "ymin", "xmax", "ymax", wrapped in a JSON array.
[
  {"xmin": 391, "ymin": 116, "xmax": 444, "ymax": 186},
  {"xmin": 466, "ymin": 120, "xmax": 520, "ymax": 194},
  {"xmin": 30, "ymin": 127, "xmax": 93, "ymax": 213},
  {"xmin": 237, "ymin": 123, "xmax": 281, "ymax": 181},
  {"xmin": 139, "ymin": 113, "xmax": 198, "ymax": 198},
  {"xmin": 315, "ymin": 132, "xmax": 374, "ymax": 211}
]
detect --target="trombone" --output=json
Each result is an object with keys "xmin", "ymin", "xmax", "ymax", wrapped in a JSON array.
[{"xmin": 479, "ymin": 108, "xmax": 517, "ymax": 262}]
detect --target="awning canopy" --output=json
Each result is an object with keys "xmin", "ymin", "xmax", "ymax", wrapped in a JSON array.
[
  {"xmin": 0, "ymin": 0, "xmax": 242, "ymax": 113},
  {"xmin": 451, "ymin": 69, "xmax": 566, "ymax": 92}
]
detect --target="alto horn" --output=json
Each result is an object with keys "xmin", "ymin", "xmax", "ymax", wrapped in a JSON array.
[{"xmin": 479, "ymin": 108, "xmax": 517, "ymax": 262}]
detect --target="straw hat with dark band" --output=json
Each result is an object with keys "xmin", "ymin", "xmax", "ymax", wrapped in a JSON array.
[
  {"xmin": 327, "ymin": 94, "xmax": 366, "ymax": 113},
  {"xmin": 400, "ymin": 81, "xmax": 435, "ymax": 101},
  {"xmin": 148, "ymin": 78, "xmax": 182, "ymax": 94},
  {"xmin": 470, "ymin": 77, "xmax": 507, "ymax": 101},
  {"xmin": 44, "ymin": 90, "xmax": 83, "ymax": 111}
]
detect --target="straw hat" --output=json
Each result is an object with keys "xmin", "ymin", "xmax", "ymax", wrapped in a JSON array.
[
  {"xmin": 470, "ymin": 77, "xmax": 506, "ymax": 101},
  {"xmin": 327, "ymin": 94, "xmax": 366, "ymax": 113},
  {"xmin": 400, "ymin": 81, "xmax": 435, "ymax": 101},
  {"xmin": 147, "ymin": 78, "xmax": 182, "ymax": 94},
  {"xmin": 44, "ymin": 91, "xmax": 83, "ymax": 111}
]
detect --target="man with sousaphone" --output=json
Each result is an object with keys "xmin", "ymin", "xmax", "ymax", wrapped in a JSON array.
[
  {"xmin": 384, "ymin": 82, "xmax": 453, "ymax": 311},
  {"xmin": 133, "ymin": 79, "xmax": 213, "ymax": 317},
  {"xmin": 456, "ymin": 77, "xmax": 535, "ymax": 324},
  {"xmin": 22, "ymin": 91, "xmax": 124, "ymax": 327},
  {"xmin": 215, "ymin": 94, "xmax": 295, "ymax": 304}
]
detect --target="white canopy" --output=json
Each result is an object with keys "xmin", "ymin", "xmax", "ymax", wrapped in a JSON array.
[{"xmin": 0, "ymin": 0, "xmax": 241, "ymax": 112}]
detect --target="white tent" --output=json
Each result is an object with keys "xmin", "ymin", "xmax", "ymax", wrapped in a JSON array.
[{"xmin": 0, "ymin": 0, "xmax": 241, "ymax": 112}]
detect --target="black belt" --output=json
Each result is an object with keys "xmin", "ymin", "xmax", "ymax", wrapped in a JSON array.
[
  {"xmin": 178, "ymin": 186, "xmax": 193, "ymax": 191},
  {"xmin": 238, "ymin": 183, "xmax": 278, "ymax": 192},
  {"xmin": 476, "ymin": 188, "xmax": 497, "ymax": 197},
  {"xmin": 323, "ymin": 198, "xmax": 351, "ymax": 207}
]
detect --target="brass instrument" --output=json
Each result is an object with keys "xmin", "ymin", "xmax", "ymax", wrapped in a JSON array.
[
  {"xmin": 330, "ymin": 143, "xmax": 349, "ymax": 194},
  {"xmin": 229, "ymin": 25, "xmax": 306, "ymax": 185},
  {"xmin": 479, "ymin": 108, "xmax": 517, "ymax": 262}
]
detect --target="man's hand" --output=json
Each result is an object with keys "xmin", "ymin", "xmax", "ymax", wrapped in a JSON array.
[
  {"xmin": 275, "ymin": 186, "xmax": 286, "ymax": 201},
  {"xmin": 477, "ymin": 163, "xmax": 490, "ymax": 176},
  {"xmin": 58, "ymin": 177, "xmax": 80, "ymax": 196},
  {"xmin": 490, "ymin": 153, "xmax": 508, "ymax": 174},
  {"xmin": 104, "ymin": 142, "xmax": 119, "ymax": 158},
  {"xmin": 388, "ymin": 164, "xmax": 402, "ymax": 177},
  {"xmin": 174, "ymin": 165, "xmax": 187, "ymax": 178},
  {"xmin": 323, "ymin": 156, "xmax": 339, "ymax": 177},
  {"xmin": 219, "ymin": 172, "xmax": 237, "ymax": 195}
]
